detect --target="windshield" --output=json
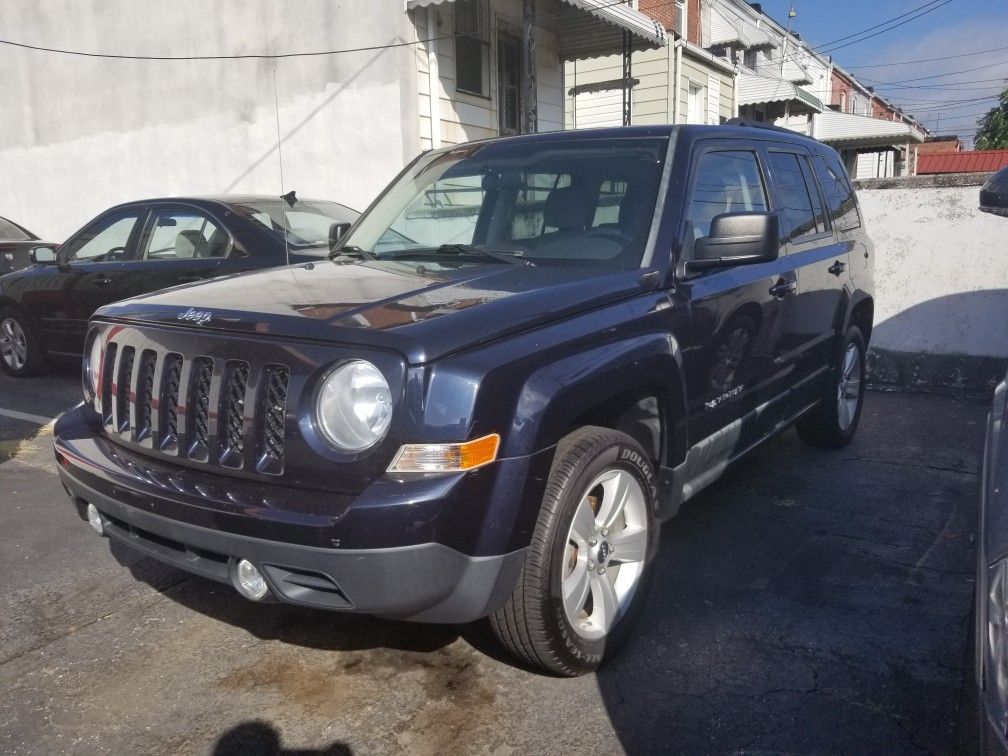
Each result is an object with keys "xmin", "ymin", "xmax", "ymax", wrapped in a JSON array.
[
  {"xmin": 235, "ymin": 199, "xmax": 359, "ymax": 253},
  {"xmin": 345, "ymin": 136, "xmax": 668, "ymax": 269}
]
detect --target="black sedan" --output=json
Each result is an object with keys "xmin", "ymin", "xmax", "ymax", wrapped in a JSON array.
[
  {"xmin": 0, "ymin": 195, "xmax": 357, "ymax": 376},
  {"xmin": 0, "ymin": 215, "xmax": 57, "ymax": 275}
]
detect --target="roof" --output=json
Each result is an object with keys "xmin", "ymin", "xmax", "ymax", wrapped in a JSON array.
[
  {"xmin": 737, "ymin": 72, "xmax": 823, "ymax": 112},
  {"xmin": 918, "ymin": 150, "xmax": 1008, "ymax": 175},
  {"xmin": 812, "ymin": 109, "xmax": 925, "ymax": 148},
  {"xmin": 406, "ymin": 0, "xmax": 666, "ymax": 59}
]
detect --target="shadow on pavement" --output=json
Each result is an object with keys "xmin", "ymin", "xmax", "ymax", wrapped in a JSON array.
[{"xmin": 213, "ymin": 720, "xmax": 351, "ymax": 755}]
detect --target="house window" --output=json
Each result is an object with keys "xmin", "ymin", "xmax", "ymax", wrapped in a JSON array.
[
  {"xmin": 687, "ymin": 81, "xmax": 706, "ymax": 124},
  {"xmin": 743, "ymin": 48, "xmax": 757, "ymax": 69},
  {"xmin": 498, "ymin": 32, "xmax": 522, "ymax": 135},
  {"xmin": 676, "ymin": 0, "xmax": 687, "ymax": 37},
  {"xmin": 455, "ymin": 0, "xmax": 490, "ymax": 96}
]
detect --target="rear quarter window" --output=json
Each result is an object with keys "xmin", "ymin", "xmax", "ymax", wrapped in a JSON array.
[{"xmin": 814, "ymin": 155, "xmax": 862, "ymax": 233}]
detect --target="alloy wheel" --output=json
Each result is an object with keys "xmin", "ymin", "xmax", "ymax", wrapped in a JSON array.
[
  {"xmin": 837, "ymin": 342, "xmax": 861, "ymax": 431},
  {"xmin": 0, "ymin": 317, "xmax": 27, "ymax": 371},
  {"xmin": 561, "ymin": 467, "xmax": 649, "ymax": 640}
]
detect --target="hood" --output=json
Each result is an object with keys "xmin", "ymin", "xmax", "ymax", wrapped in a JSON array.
[{"xmin": 94, "ymin": 260, "xmax": 648, "ymax": 364}]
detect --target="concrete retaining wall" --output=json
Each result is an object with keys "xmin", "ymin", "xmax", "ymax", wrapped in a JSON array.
[{"xmin": 856, "ymin": 172, "xmax": 1007, "ymax": 391}]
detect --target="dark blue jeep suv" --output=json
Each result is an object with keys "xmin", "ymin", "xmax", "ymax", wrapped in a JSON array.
[{"xmin": 53, "ymin": 123, "xmax": 874, "ymax": 675}]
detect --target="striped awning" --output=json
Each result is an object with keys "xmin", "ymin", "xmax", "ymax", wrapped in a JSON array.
[
  {"xmin": 738, "ymin": 72, "xmax": 823, "ymax": 113},
  {"xmin": 406, "ymin": 0, "xmax": 666, "ymax": 60},
  {"xmin": 709, "ymin": 6, "xmax": 775, "ymax": 49}
]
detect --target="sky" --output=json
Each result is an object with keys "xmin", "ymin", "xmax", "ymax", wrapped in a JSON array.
[{"xmin": 759, "ymin": 0, "xmax": 1008, "ymax": 146}]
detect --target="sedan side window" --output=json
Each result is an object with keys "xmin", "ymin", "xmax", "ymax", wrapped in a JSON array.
[
  {"xmin": 63, "ymin": 213, "xmax": 142, "ymax": 264},
  {"xmin": 141, "ymin": 210, "xmax": 229, "ymax": 260},
  {"xmin": 686, "ymin": 150, "xmax": 768, "ymax": 242}
]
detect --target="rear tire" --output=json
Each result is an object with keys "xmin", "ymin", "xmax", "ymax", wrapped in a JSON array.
[
  {"xmin": 489, "ymin": 426, "xmax": 660, "ymax": 676},
  {"xmin": 0, "ymin": 308, "xmax": 48, "ymax": 377},
  {"xmin": 797, "ymin": 325, "xmax": 866, "ymax": 448}
]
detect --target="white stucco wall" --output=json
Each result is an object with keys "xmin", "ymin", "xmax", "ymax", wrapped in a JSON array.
[
  {"xmin": 857, "ymin": 182, "xmax": 1008, "ymax": 358},
  {"xmin": 0, "ymin": 0, "xmax": 421, "ymax": 241}
]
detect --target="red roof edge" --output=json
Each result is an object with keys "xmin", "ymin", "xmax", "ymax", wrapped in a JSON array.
[{"xmin": 917, "ymin": 149, "xmax": 1008, "ymax": 174}]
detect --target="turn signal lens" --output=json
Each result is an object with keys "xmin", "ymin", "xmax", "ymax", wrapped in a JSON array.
[{"xmin": 388, "ymin": 433, "xmax": 500, "ymax": 473}]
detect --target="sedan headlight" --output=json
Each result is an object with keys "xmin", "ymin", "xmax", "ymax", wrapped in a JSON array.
[
  {"xmin": 83, "ymin": 333, "xmax": 102, "ymax": 405},
  {"xmin": 314, "ymin": 360, "xmax": 392, "ymax": 451}
]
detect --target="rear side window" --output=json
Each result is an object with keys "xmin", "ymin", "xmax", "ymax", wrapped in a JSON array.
[
  {"xmin": 814, "ymin": 155, "xmax": 862, "ymax": 232},
  {"xmin": 767, "ymin": 152, "xmax": 819, "ymax": 241},
  {"xmin": 141, "ymin": 209, "xmax": 229, "ymax": 260},
  {"xmin": 0, "ymin": 217, "xmax": 31, "ymax": 241},
  {"xmin": 686, "ymin": 150, "xmax": 768, "ymax": 240}
]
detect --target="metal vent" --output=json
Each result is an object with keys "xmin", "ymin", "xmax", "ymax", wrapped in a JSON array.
[
  {"xmin": 159, "ymin": 353, "xmax": 183, "ymax": 454},
  {"xmin": 187, "ymin": 357, "xmax": 214, "ymax": 461},
  {"xmin": 219, "ymin": 360, "xmax": 249, "ymax": 468},
  {"xmin": 257, "ymin": 366, "xmax": 289, "ymax": 475},
  {"xmin": 115, "ymin": 346, "xmax": 135, "ymax": 434},
  {"xmin": 136, "ymin": 350, "xmax": 157, "ymax": 442}
]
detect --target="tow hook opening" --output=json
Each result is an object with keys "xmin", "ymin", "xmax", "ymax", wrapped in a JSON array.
[{"xmin": 230, "ymin": 558, "xmax": 271, "ymax": 602}]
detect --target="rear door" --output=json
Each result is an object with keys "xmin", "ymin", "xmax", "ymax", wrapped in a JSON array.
[
  {"xmin": 763, "ymin": 146, "xmax": 848, "ymax": 410},
  {"xmin": 678, "ymin": 143, "xmax": 794, "ymax": 447},
  {"xmin": 39, "ymin": 208, "xmax": 146, "ymax": 354},
  {"xmin": 119, "ymin": 204, "xmax": 232, "ymax": 300}
]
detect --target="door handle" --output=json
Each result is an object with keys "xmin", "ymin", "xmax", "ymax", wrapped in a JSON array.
[
  {"xmin": 95, "ymin": 277, "xmax": 112, "ymax": 287},
  {"xmin": 828, "ymin": 260, "xmax": 847, "ymax": 276},
  {"xmin": 769, "ymin": 279, "xmax": 797, "ymax": 299}
]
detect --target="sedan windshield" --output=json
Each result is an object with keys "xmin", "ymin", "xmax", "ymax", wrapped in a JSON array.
[
  {"xmin": 345, "ymin": 136, "xmax": 668, "ymax": 269},
  {"xmin": 235, "ymin": 199, "xmax": 359, "ymax": 253}
]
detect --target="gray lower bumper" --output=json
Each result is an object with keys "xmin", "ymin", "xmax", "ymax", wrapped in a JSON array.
[{"xmin": 61, "ymin": 468, "xmax": 525, "ymax": 624}]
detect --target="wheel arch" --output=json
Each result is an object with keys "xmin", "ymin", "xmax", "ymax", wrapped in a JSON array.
[{"xmin": 846, "ymin": 292, "xmax": 874, "ymax": 346}]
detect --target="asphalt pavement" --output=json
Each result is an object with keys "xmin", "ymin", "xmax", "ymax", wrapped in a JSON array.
[{"xmin": 0, "ymin": 369, "xmax": 987, "ymax": 754}]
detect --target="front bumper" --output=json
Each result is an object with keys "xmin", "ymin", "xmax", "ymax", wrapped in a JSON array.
[{"xmin": 54, "ymin": 406, "xmax": 551, "ymax": 623}]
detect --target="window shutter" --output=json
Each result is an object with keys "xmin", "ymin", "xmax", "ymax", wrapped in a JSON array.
[{"xmin": 706, "ymin": 74, "xmax": 719, "ymax": 125}]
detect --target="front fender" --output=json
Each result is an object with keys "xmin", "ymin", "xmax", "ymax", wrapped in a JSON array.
[{"xmin": 507, "ymin": 332, "xmax": 688, "ymax": 465}]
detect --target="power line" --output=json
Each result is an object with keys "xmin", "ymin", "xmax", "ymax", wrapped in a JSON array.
[
  {"xmin": 817, "ymin": 0, "xmax": 952, "ymax": 55},
  {"xmin": 862, "ymin": 59, "xmax": 1008, "ymax": 86},
  {"xmin": 812, "ymin": 0, "xmax": 947, "ymax": 52},
  {"xmin": 846, "ymin": 44, "xmax": 1008, "ymax": 68},
  {"xmin": 0, "ymin": 0, "xmax": 653, "ymax": 61}
]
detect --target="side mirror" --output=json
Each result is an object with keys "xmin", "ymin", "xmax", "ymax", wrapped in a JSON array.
[
  {"xmin": 980, "ymin": 167, "xmax": 1008, "ymax": 217},
  {"xmin": 329, "ymin": 222, "xmax": 352, "ymax": 250},
  {"xmin": 29, "ymin": 246, "xmax": 58, "ymax": 264},
  {"xmin": 685, "ymin": 212, "xmax": 780, "ymax": 274}
]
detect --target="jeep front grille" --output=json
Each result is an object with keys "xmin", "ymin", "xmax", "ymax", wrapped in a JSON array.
[{"xmin": 99, "ymin": 344, "xmax": 290, "ymax": 475}]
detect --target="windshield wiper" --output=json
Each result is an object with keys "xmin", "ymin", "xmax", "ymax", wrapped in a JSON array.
[
  {"xmin": 387, "ymin": 244, "xmax": 533, "ymax": 267},
  {"xmin": 329, "ymin": 244, "xmax": 378, "ymax": 261}
]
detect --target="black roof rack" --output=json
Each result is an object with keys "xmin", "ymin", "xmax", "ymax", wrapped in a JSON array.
[{"xmin": 723, "ymin": 118, "xmax": 807, "ymax": 136}]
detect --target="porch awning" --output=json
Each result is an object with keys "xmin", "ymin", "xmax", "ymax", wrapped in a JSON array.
[
  {"xmin": 738, "ymin": 72, "xmax": 823, "ymax": 113},
  {"xmin": 406, "ymin": 0, "xmax": 666, "ymax": 60},
  {"xmin": 812, "ymin": 109, "xmax": 926, "ymax": 149},
  {"xmin": 709, "ymin": 7, "xmax": 775, "ymax": 49}
]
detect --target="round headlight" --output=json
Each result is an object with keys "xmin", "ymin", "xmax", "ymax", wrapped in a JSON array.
[
  {"xmin": 84, "ymin": 334, "xmax": 102, "ymax": 403},
  {"xmin": 315, "ymin": 360, "xmax": 392, "ymax": 451}
]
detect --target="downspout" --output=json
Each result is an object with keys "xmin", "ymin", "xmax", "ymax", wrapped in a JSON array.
[
  {"xmin": 732, "ymin": 62, "xmax": 739, "ymax": 118},
  {"xmin": 426, "ymin": 8, "xmax": 441, "ymax": 149},
  {"xmin": 672, "ymin": 39, "xmax": 683, "ymax": 124}
]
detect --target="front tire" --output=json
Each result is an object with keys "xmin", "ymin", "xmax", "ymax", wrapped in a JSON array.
[
  {"xmin": 797, "ymin": 325, "xmax": 866, "ymax": 448},
  {"xmin": 490, "ymin": 427, "xmax": 660, "ymax": 676},
  {"xmin": 0, "ymin": 308, "xmax": 48, "ymax": 377}
]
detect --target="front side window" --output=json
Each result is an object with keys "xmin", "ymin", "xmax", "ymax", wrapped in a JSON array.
[
  {"xmin": 346, "ymin": 137, "xmax": 668, "ymax": 270},
  {"xmin": 767, "ymin": 151, "xmax": 818, "ymax": 242},
  {"xmin": 455, "ymin": 0, "xmax": 490, "ymax": 96},
  {"xmin": 141, "ymin": 209, "xmax": 229, "ymax": 260},
  {"xmin": 686, "ymin": 150, "xmax": 767, "ymax": 242},
  {"xmin": 63, "ymin": 212, "xmax": 142, "ymax": 264}
]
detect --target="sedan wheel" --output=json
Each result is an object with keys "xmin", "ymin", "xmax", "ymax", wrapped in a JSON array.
[
  {"xmin": 837, "ymin": 343, "xmax": 862, "ymax": 431},
  {"xmin": 0, "ymin": 317, "xmax": 28, "ymax": 371}
]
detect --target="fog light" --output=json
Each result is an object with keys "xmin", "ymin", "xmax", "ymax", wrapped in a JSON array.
[
  {"xmin": 234, "ymin": 559, "xmax": 269, "ymax": 601},
  {"xmin": 85, "ymin": 503, "xmax": 105, "ymax": 536}
]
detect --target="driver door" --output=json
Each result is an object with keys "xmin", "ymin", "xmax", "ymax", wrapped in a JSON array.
[{"xmin": 43, "ymin": 208, "xmax": 147, "ymax": 354}]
